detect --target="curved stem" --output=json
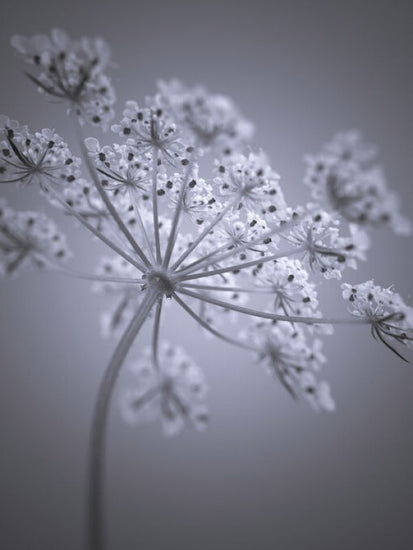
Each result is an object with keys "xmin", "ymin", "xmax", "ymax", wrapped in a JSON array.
[
  {"xmin": 87, "ymin": 289, "xmax": 158, "ymax": 550},
  {"xmin": 152, "ymin": 298, "xmax": 163, "ymax": 370}
]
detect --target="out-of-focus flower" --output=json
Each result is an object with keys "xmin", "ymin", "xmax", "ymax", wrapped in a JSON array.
[
  {"xmin": 243, "ymin": 320, "xmax": 335, "ymax": 411},
  {"xmin": 121, "ymin": 343, "xmax": 209, "ymax": 436},
  {"xmin": 157, "ymin": 79, "xmax": 254, "ymax": 154},
  {"xmin": 0, "ymin": 199, "xmax": 70, "ymax": 276},
  {"xmin": 11, "ymin": 29, "xmax": 115, "ymax": 128},
  {"xmin": 304, "ymin": 131, "xmax": 411, "ymax": 235}
]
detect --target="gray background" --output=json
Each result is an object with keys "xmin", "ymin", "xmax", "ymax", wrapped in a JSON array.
[{"xmin": 0, "ymin": 1, "xmax": 412, "ymax": 549}]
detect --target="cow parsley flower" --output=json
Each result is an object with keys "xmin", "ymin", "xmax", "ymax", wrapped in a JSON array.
[
  {"xmin": 0, "ymin": 116, "xmax": 80, "ymax": 189},
  {"xmin": 342, "ymin": 281, "xmax": 413, "ymax": 360},
  {"xmin": 157, "ymin": 79, "xmax": 254, "ymax": 154},
  {"xmin": 0, "ymin": 199, "xmax": 70, "ymax": 276},
  {"xmin": 11, "ymin": 29, "xmax": 115, "ymax": 128},
  {"xmin": 214, "ymin": 151, "xmax": 287, "ymax": 221},
  {"xmin": 244, "ymin": 320, "xmax": 335, "ymax": 410},
  {"xmin": 111, "ymin": 100, "xmax": 190, "ymax": 165},
  {"xmin": 304, "ymin": 131, "xmax": 411, "ymax": 234},
  {"xmin": 2, "ymin": 28, "xmax": 412, "ymax": 550},
  {"xmin": 285, "ymin": 212, "xmax": 370, "ymax": 279},
  {"xmin": 121, "ymin": 343, "xmax": 209, "ymax": 436}
]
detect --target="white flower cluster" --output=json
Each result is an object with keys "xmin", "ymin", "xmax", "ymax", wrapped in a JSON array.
[
  {"xmin": 0, "ymin": 115, "xmax": 81, "ymax": 189},
  {"xmin": 157, "ymin": 79, "xmax": 254, "ymax": 155},
  {"xmin": 2, "ymin": 29, "xmax": 412, "ymax": 437},
  {"xmin": 244, "ymin": 320, "xmax": 335, "ymax": 411},
  {"xmin": 304, "ymin": 130, "xmax": 411, "ymax": 234},
  {"xmin": 0, "ymin": 198, "xmax": 70, "ymax": 276},
  {"xmin": 11, "ymin": 29, "xmax": 116, "ymax": 128},
  {"xmin": 121, "ymin": 343, "xmax": 209, "ymax": 436},
  {"xmin": 342, "ymin": 281, "xmax": 413, "ymax": 360}
]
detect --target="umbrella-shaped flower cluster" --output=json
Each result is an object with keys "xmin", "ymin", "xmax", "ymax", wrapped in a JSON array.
[{"xmin": 2, "ymin": 28, "xmax": 412, "ymax": 550}]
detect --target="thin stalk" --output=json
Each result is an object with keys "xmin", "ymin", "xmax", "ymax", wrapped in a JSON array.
[
  {"xmin": 179, "ymin": 209, "xmax": 316, "ymax": 276},
  {"xmin": 177, "ymin": 287, "xmax": 369, "ymax": 326},
  {"xmin": 50, "ymin": 262, "xmax": 143, "ymax": 284},
  {"xmin": 87, "ymin": 289, "xmax": 158, "ymax": 550},
  {"xmin": 151, "ymin": 149, "xmax": 162, "ymax": 263},
  {"xmin": 162, "ymin": 156, "xmax": 195, "ymax": 268},
  {"xmin": 45, "ymin": 185, "xmax": 145, "ymax": 272},
  {"xmin": 173, "ymin": 292, "xmax": 256, "ymax": 351},
  {"xmin": 176, "ymin": 242, "xmax": 229, "ymax": 273},
  {"xmin": 170, "ymin": 196, "xmax": 240, "ymax": 271},
  {"xmin": 128, "ymin": 187, "xmax": 156, "ymax": 265},
  {"xmin": 179, "ymin": 246, "xmax": 306, "ymax": 282},
  {"xmin": 77, "ymin": 129, "xmax": 152, "ymax": 269},
  {"xmin": 152, "ymin": 298, "xmax": 163, "ymax": 370},
  {"xmin": 178, "ymin": 283, "xmax": 277, "ymax": 294}
]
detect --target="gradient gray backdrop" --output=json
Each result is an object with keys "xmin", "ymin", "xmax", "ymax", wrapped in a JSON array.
[{"xmin": 1, "ymin": 1, "xmax": 412, "ymax": 549}]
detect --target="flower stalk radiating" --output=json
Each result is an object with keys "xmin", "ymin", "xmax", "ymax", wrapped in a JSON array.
[{"xmin": 2, "ymin": 28, "xmax": 412, "ymax": 550}]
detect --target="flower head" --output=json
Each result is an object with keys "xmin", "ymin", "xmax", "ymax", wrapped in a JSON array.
[
  {"xmin": 304, "ymin": 131, "xmax": 411, "ymax": 235},
  {"xmin": 0, "ymin": 199, "xmax": 70, "ymax": 276},
  {"xmin": 11, "ymin": 29, "xmax": 115, "ymax": 128},
  {"xmin": 157, "ymin": 79, "xmax": 254, "ymax": 154},
  {"xmin": 121, "ymin": 343, "xmax": 209, "ymax": 436},
  {"xmin": 0, "ymin": 116, "xmax": 80, "ymax": 189},
  {"xmin": 244, "ymin": 320, "xmax": 335, "ymax": 411},
  {"xmin": 342, "ymin": 281, "xmax": 413, "ymax": 360}
]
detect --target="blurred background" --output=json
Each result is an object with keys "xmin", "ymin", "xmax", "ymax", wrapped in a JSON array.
[{"xmin": 0, "ymin": 1, "xmax": 412, "ymax": 549}]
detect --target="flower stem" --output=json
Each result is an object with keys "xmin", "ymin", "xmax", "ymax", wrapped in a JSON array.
[
  {"xmin": 45, "ymin": 185, "xmax": 145, "ymax": 272},
  {"xmin": 128, "ymin": 187, "xmax": 156, "ymax": 265},
  {"xmin": 179, "ymin": 246, "xmax": 306, "ymax": 282},
  {"xmin": 179, "ymin": 209, "xmax": 316, "ymax": 275},
  {"xmin": 177, "ymin": 287, "xmax": 369, "ymax": 326},
  {"xmin": 87, "ymin": 289, "xmax": 158, "ymax": 550},
  {"xmin": 76, "ymin": 125, "xmax": 152, "ymax": 269},
  {"xmin": 151, "ymin": 148, "xmax": 162, "ymax": 263},
  {"xmin": 163, "ymin": 156, "xmax": 195, "ymax": 268},
  {"xmin": 173, "ymin": 292, "xmax": 256, "ymax": 350},
  {"xmin": 170, "ymin": 196, "xmax": 240, "ymax": 271}
]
